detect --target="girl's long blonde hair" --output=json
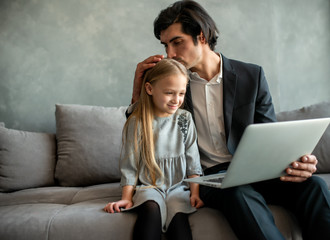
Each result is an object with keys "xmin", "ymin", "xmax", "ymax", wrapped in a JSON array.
[{"xmin": 123, "ymin": 58, "xmax": 188, "ymax": 186}]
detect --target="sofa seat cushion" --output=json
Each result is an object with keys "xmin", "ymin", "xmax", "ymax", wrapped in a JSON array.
[
  {"xmin": 48, "ymin": 201, "xmax": 238, "ymax": 240},
  {"xmin": 70, "ymin": 183, "xmax": 121, "ymax": 204},
  {"xmin": 0, "ymin": 126, "xmax": 56, "ymax": 192},
  {"xmin": 0, "ymin": 201, "xmax": 302, "ymax": 240},
  {"xmin": 0, "ymin": 203, "xmax": 66, "ymax": 240},
  {"xmin": 0, "ymin": 183, "xmax": 121, "ymax": 207},
  {"xmin": 49, "ymin": 198, "xmax": 138, "ymax": 240}
]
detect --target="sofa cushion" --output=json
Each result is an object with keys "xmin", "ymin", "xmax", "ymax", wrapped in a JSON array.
[
  {"xmin": 55, "ymin": 104, "xmax": 126, "ymax": 187},
  {"xmin": 0, "ymin": 204, "xmax": 67, "ymax": 240},
  {"xmin": 0, "ymin": 126, "xmax": 56, "ymax": 192},
  {"xmin": 0, "ymin": 183, "xmax": 122, "ymax": 207},
  {"xmin": 276, "ymin": 101, "xmax": 330, "ymax": 173}
]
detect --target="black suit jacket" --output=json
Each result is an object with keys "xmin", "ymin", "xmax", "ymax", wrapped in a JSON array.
[{"xmin": 184, "ymin": 54, "xmax": 276, "ymax": 155}]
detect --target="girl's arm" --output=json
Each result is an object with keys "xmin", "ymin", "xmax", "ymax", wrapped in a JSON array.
[
  {"xmin": 104, "ymin": 185, "xmax": 134, "ymax": 213},
  {"xmin": 188, "ymin": 174, "xmax": 204, "ymax": 209},
  {"xmin": 183, "ymin": 112, "xmax": 204, "ymax": 208},
  {"xmin": 105, "ymin": 117, "xmax": 139, "ymax": 213}
]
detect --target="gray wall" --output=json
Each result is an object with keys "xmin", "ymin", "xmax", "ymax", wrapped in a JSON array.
[{"xmin": 1, "ymin": 0, "xmax": 329, "ymax": 133}]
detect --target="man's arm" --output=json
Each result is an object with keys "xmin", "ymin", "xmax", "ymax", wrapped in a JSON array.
[
  {"xmin": 131, "ymin": 55, "xmax": 164, "ymax": 104},
  {"xmin": 126, "ymin": 55, "xmax": 164, "ymax": 119}
]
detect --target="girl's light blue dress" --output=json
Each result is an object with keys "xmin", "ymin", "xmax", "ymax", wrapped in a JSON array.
[{"xmin": 120, "ymin": 109, "xmax": 202, "ymax": 232}]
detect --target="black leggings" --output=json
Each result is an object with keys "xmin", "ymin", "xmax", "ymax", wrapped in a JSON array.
[{"xmin": 133, "ymin": 200, "xmax": 192, "ymax": 240}]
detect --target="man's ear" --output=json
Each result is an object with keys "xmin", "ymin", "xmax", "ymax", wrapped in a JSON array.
[
  {"xmin": 199, "ymin": 31, "xmax": 206, "ymax": 44},
  {"xmin": 145, "ymin": 82, "xmax": 153, "ymax": 95}
]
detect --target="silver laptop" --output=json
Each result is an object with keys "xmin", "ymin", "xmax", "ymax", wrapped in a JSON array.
[{"xmin": 184, "ymin": 118, "xmax": 330, "ymax": 188}]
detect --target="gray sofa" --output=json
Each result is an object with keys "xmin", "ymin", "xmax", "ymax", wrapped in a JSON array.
[{"xmin": 1, "ymin": 102, "xmax": 329, "ymax": 240}]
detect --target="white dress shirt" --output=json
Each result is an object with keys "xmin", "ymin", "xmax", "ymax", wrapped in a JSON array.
[{"xmin": 189, "ymin": 54, "xmax": 232, "ymax": 168}]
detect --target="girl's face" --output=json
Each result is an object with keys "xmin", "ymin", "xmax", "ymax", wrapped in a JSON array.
[{"xmin": 145, "ymin": 73, "xmax": 187, "ymax": 118}]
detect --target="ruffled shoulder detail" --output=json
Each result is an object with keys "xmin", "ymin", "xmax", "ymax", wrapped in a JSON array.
[{"xmin": 176, "ymin": 109, "xmax": 191, "ymax": 142}]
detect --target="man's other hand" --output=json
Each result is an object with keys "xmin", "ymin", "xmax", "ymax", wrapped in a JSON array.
[{"xmin": 280, "ymin": 154, "xmax": 317, "ymax": 182}]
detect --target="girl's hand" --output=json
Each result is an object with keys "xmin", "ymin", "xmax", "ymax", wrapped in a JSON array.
[
  {"xmin": 190, "ymin": 195, "xmax": 204, "ymax": 209},
  {"xmin": 103, "ymin": 200, "xmax": 133, "ymax": 213},
  {"xmin": 188, "ymin": 175, "xmax": 204, "ymax": 208}
]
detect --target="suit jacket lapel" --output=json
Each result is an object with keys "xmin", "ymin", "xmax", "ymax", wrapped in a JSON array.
[
  {"xmin": 222, "ymin": 55, "xmax": 237, "ymax": 152},
  {"xmin": 184, "ymin": 81, "xmax": 195, "ymax": 117},
  {"xmin": 184, "ymin": 54, "xmax": 237, "ymax": 152}
]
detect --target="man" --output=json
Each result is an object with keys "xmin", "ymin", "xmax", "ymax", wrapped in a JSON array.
[{"xmin": 129, "ymin": 1, "xmax": 330, "ymax": 239}]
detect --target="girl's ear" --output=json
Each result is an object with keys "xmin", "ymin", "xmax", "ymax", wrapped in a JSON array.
[{"xmin": 145, "ymin": 82, "xmax": 153, "ymax": 95}]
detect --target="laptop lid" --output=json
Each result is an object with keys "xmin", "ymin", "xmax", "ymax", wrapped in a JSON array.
[
  {"xmin": 184, "ymin": 118, "xmax": 330, "ymax": 188},
  {"xmin": 220, "ymin": 118, "xmax": 330, "ymax": 188}
]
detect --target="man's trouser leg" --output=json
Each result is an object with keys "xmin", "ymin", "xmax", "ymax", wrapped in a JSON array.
[
  {"xmin": 200, "ymin": 184, "xmax": 284, "ymax": 240},
  {"xmin": 252, "ymin": 176, "xmax": 330, "ymax": 240}
]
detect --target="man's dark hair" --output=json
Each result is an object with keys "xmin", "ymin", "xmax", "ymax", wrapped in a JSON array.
[{"xmin": 154, "ymin": 0, "xmax": 219, "ymax": 50}]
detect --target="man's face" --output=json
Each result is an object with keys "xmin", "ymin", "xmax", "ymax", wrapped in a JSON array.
[{"xmin": 160, "ymin": 23, "xmax": 202, "ymax": 70}]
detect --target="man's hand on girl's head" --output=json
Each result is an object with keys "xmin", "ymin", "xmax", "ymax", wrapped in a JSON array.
[{"xmin": 132, "ymin": 55, "xmax": 164, "ymax": 104}]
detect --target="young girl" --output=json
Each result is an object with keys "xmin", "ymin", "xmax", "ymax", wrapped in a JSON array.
[{"xmin": 104, "ymin": 58, "xmax": 203, "ymax": 240}]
